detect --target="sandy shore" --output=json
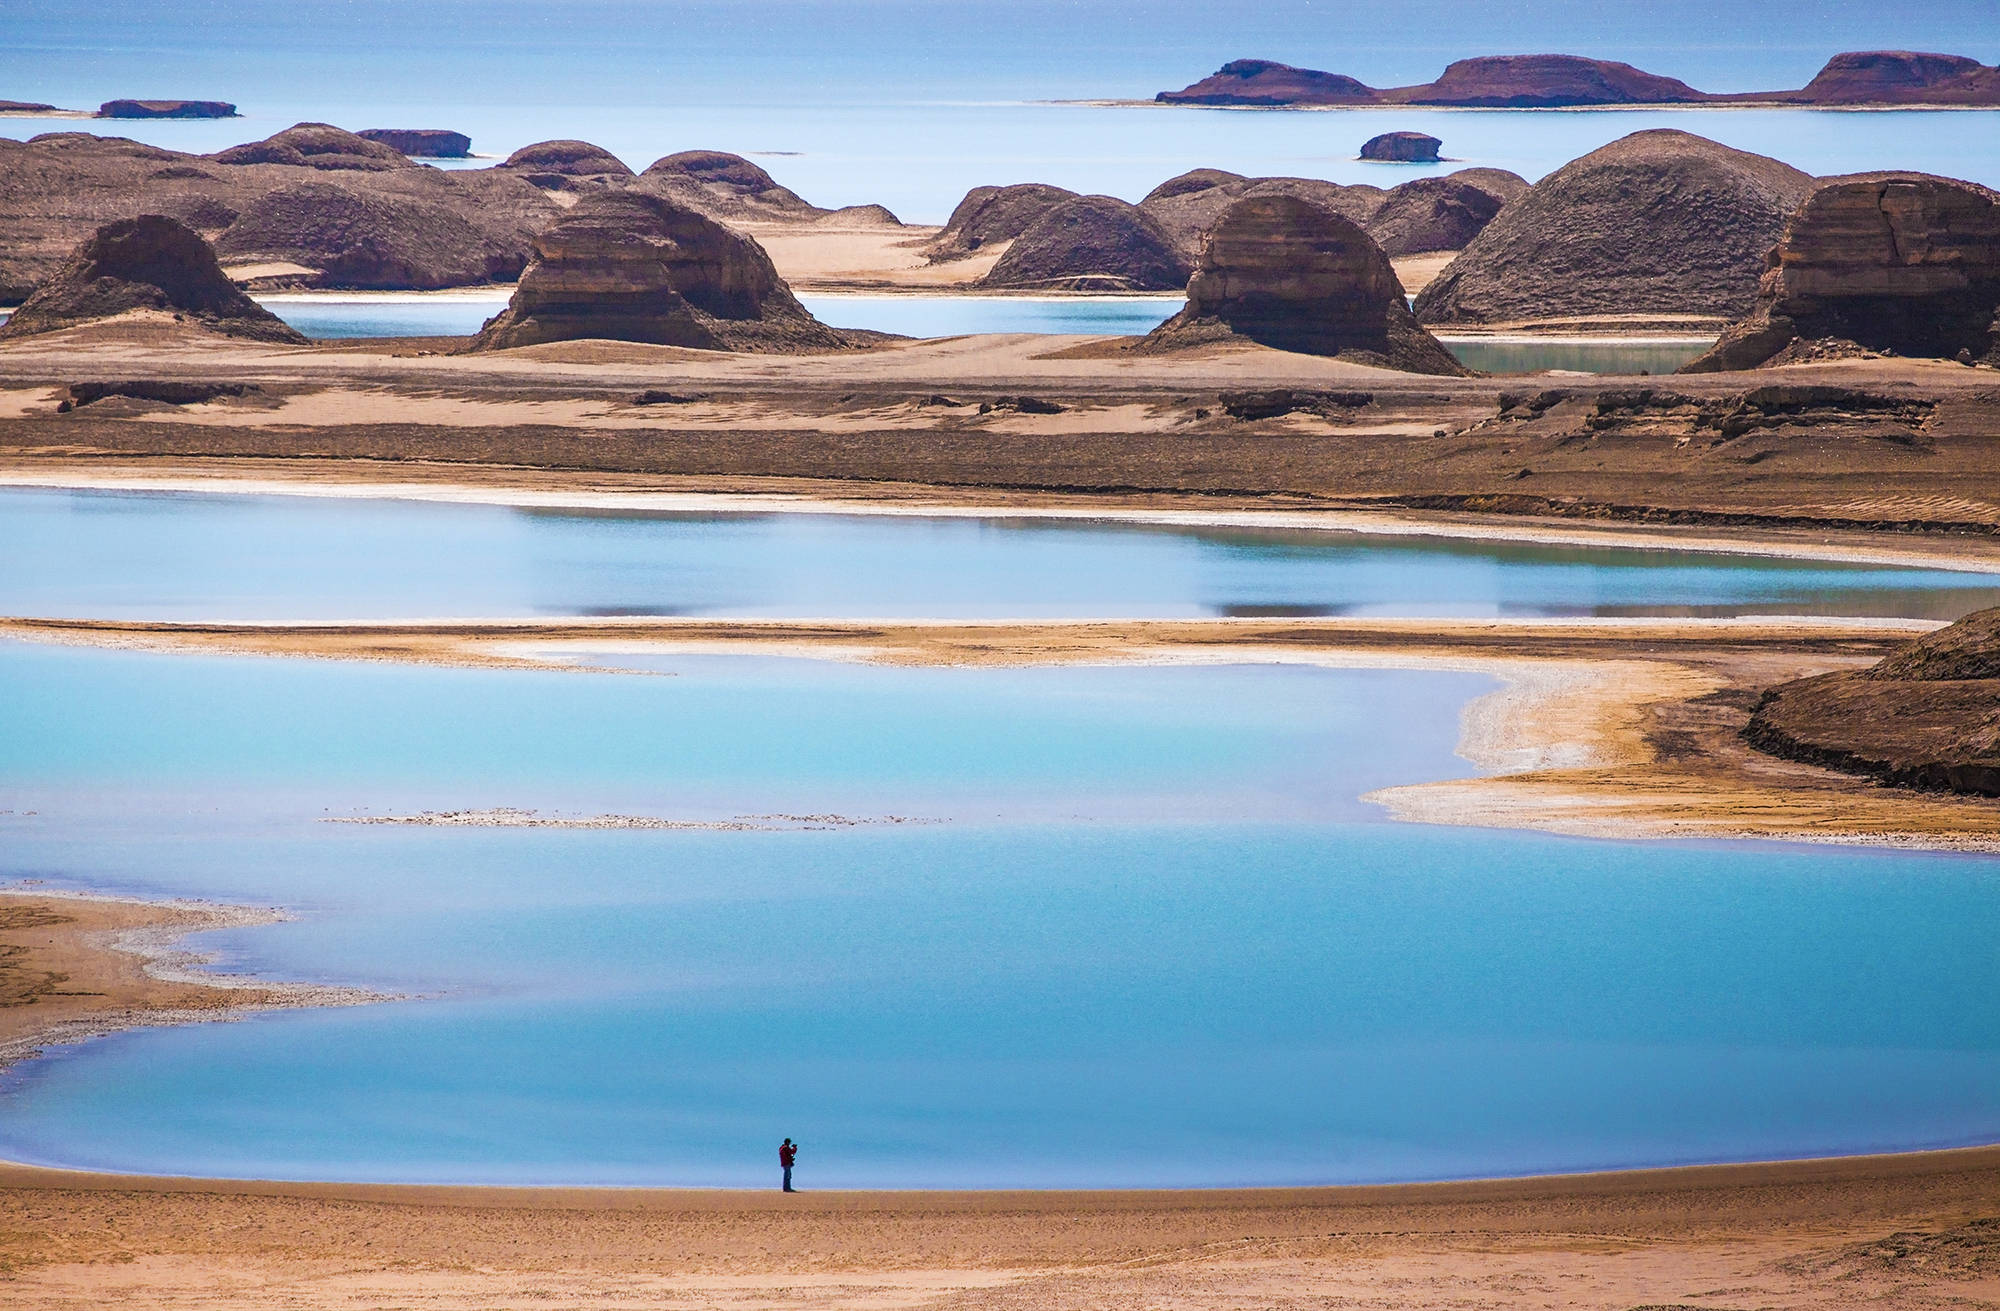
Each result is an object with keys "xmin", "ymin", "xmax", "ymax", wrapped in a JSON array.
[{"xmin": 2, "ymin": 1145, "xmax": 1997, "ymax": 1308}]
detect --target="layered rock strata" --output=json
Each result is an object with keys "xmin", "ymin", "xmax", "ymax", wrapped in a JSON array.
[
  {"xmin": 1684, "ymin": 173, "xmax": 2000, "ymax": 371},
  {"xmin": 0, "ymin": 214, "xmax": 306, "ymax": 343},
  {"xmin": 1145, "ymin": 194, "xmax": 1466, "ymax": 373},
  {"xmin": 468, "ymin": 191, "xmax": 847, "ymax": 352}
]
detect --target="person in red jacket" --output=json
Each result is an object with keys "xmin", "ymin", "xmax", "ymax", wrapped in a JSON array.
[{"xmin": 779, "ymin": 1138, "xmax": 798, "ymax": 1192}]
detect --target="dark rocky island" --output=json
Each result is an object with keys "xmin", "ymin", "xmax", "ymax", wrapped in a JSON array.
[
  {"xmin": 468, "ymin": 191, "xmax": 849, "ymax": 353},
  {"xmin": 1157, "ymin": 50, "xmax": 2000, "ymax": 108},
  {"xmin": 0, "ymin": 100, "xmax": 64, "ymax": 114},
  {"xmin": 1145, "ymin": 194, "xmax": 1466, "ymax": 374},
  {"xmin": 96, "ymin": 100, "xmax": 239, "ymax": 119},
  {"xmin": 0, "ymin": 214, "xmax": 305, "ymax": 343},
  {"xmin": 1685, "ymin": 173, "xmax": 2000, "ymax": 371},
  {"xmin": 1414, "ymin": 130, "xmax": 1813, "ymax": 326},
  {"xmin": 1360, "ymin": 132, "xmax": 1442, "ymax": 163},
  {"xmin": 1747, "ymin": 607, "xmax": 2000, "ymax": 797},
  {"xmin": 358, "ymin": 129, "xmax": 473, "ymax": 159}
]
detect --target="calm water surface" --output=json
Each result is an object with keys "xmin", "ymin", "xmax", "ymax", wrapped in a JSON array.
[
  {"xmin": 2, "ymin": 642, "xmax": 1996, "ymax": 1186},
  {"xmin": 6, "ymin": 486, "xmax": 1996, "ymax": 621}
]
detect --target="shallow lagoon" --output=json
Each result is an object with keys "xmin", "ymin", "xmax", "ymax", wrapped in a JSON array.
[
  {"xmin": 5, "ymin": 486, "xmax": 1997, "ymax": 622},
  {"xmin": 2, "ymin": 642, "xmax": 1997, "ymax": 1187}
]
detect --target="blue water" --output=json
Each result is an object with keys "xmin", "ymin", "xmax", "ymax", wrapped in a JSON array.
[
  {"xmin": 6, "ymin": 0, "xmax": 2000, "ymax": 222},
  {"xmin": 6, "ymin": 486, "xmax": 1997, "ymax": 622},
  {"xmin": 2, "ymin": 641, "xmax": 1997, "ymax": 1187}
]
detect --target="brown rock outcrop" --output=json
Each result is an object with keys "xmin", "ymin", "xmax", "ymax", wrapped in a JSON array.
[
  {"xmin": 1145, "ymin": 194, "xmax": 1466, "ymax": 374},
  {"xmin": 638, "ymin": 150, "xmax": 828, "ymax": 221},
  {"xmin": 927, "ymin": 183, "xmax": 1079, "ymax": 263},
  {"xmin": 496, "ymin": 140, "xmax": 634, "ymax": 189},
  {"xmin": 1157, "ymin": 59, "xmax": 1380, "ymax": 106},
  {"xmin": 1407, "ymin": 55, "xmax": 1705, "ymax": 107},
  {"xmin": 1139, "ymin": 172, "xmax": 1384, "ymax": 261},
  {"xmin": 981, "ymin": 195, "xmax": 1191, "ymax": 292},
  {"xmin": 215, "ymin": 182, "xmax": 526, "ymax": 289},
  {"xmin": 468, "ymin": 191, "xmax": 847, "ymax": 353},
  {"xmin": 0, "ymin": 214, "xmax": 305, "ymax": 343},
  {"xmin": 1776, "ymin": 51, "xmax": 2000, "ymax": 106},
  {"xmin": 1745, "ymin": 607, "xmax": 2000, "ymax": 797},
  {"xmin": 211, "ymin": 124, "xmax": 414, "ymax": 172},
  {"xmin": 359, "ymin": 129, "xmax": 473, "ymax": 158},
  {"xmin": 96, "ymin": 100, "xmax": 237, "ymax": 119},
  {"xmin": 1415, "ymin": 130, "xmax": 1813, "ymax": 325},
  {"xmin": 1360, "ymin": 132, "xmax": 1442, "ymax": 163},
  {"xmin": 0, "ymin": 100, "xmax": 62, "ymax": 114},
  {"xmin": 1363, "ymin": 171, "xmax": 1525, "ymax": 256},
  {"xmin": 1685, "ymin": 173, "xmax": 2000, "ymax": 371}
]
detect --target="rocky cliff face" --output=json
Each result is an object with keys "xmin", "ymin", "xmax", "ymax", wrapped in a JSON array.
[
  {"xmin": 1360, "ymin": 132, "xmax": 1441, "ymax": 163},
  {"xmin": 980, "ymin": 195, "xmax": 1191, "ymax": 292},
  {"xmin": 0, "ymin": 214, "xmax": 306, "ymax": 343},
  {"xmin": 1685, "ymin": 173, "xmax": 2000, "ymax": 371},
  {"xmin": 1145, "ymin": 194, "xmax": 1466, "ymax": 373},
  {"xmin": 1746, "ymin": 607, "xmax": 2000, "ymax": 797},
  {"xmin": 1415, "ymin": 130, "xmax": 1813, "ymax": 326},
  {"xmin": 926, "ymin": 183, "xmax": 1080, "ymax": 263},
  {"xmin": 359, "ymin": 129, "xmax": 473, "ymax": 158},
  {"xmin": 1364, "ymin": 171, "xmax": 1524, "ymax": 256},
  {"xmin": 468, "ymin": 191, "xmax": 847, "ymax": 352}
]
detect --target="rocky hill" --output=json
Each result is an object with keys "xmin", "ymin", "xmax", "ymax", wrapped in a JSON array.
[
  {"xmin": 1414, "ymin": 130, "xmax": 1813, "ymax": 325},
  {"xmin": 468, "ymin": 191, "xmax": 849, "ymax": 353},
  {"xmin": 1746, "ymin": 607, "xmax": 2000, "ymax": 797},
  {"xmin": 1364, "ymin": 171, "xmax": 1526, "ymax": 256},
  {"xmin": 1685, "ymin": 172, "xmax": 2000, "ymax": 370},
  {"xmin": 1144, "ymin": 194, "xmax": 1466, "ymax": 373},
  {"xmin": 0, "ymin": 214, "xmax": 305, "ymax": 343},
  {"xmin": 926, "ymin": 184, "xmax": 1081, "ymax": 263},
  {"xmin": 981, "ymin": 195, "xmax": 1191, "ymax": 292},
  {"xmin": 1157, "ymin": 50, "xmax": 2000, "ymax": 108}
]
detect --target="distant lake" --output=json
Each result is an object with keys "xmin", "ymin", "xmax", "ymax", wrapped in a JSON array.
[
  {"xmin": 7, "ymin": 486, "xmax": 1997, "ymax": 622},
  {"xmin": 3, "ymin": 642, "xmax": 1997, "ymax": 1187}
]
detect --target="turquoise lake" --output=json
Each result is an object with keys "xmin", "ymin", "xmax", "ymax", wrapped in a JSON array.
[
  {"xmin": 3, "ymin": 641, "xmax": 1997, "ymax": 1187},
  {"xmin": 6, "ymin": 486, "xmax": 1997, "ymax": 622}
]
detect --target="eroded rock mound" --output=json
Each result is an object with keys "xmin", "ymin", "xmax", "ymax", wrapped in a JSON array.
[
  {"xmin": 1140, "ymin": 172, "xmax": 1385, "ymax": 261},
  {"xmin": 1746, "ymin": 607, "xmax": 2000, "ymax": 797},
  {"xmin": 1410, "ymin": 55, "xmax": 1704, "ymax": 107},
  {"xmin": 1158, "ymin": 59, "xmax": 1380, "ymax": 106},
  {"xmin": 1684, "ymin": 173, "xmax": 2000, "ymax": 371},
  {"xmin": 497, "ymin": 140, "xmax": 634, "ymax": 189},
  {"xmin": 1415, "ymin": 130, "xmax": 1813, "ymax": 325},
  {"xmin": 638, "ymin": 150, "xmax": 826, "ymax": 221},
  {"xmin": 0, "ymin": 214, "xmax": 305, "ymax": 343},
  {"xmin": 212, "ymin": 123, "xmax": 414, "ymax": 172},
  {"xmin": 98, "ymin": 100, "xmax": 236, "ymax": 119},
  {"xmin": 215, "ymin": 182, "xmax": 524, "ymax": 289},
  {"xmin": 468, "ymin": 191, "xmax": 847, "ymax": 352},
  {"xmin": 1787, "ymin": 51, "xmax": 2000, "ymax": 106},
  {"xmin": 359, "ymin": 129, "xmax": 472, "ymax": 158},
  {"xmin": 928, "ymin": 183, "xmax": 1079, "ymax": 263},
  {"xmin": 981, "ymin": 195, "xmax": 1190, "ymax": 291},
  {"xmin": 1364, "ymin": 171, "xmax": 1524, "ymax": 256},
  {"xmin": 1361, "ymin": 131, "xmax": 1441, "ymax": 163},
  {"xmin": 1146, "ymin": 194, "xmax": 1466, "ymax": 373}
]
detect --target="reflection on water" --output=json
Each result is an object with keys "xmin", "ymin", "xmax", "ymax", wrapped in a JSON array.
[
  {"xmin": 1441, "ymin": 337, "xmax": 1714, "ymax": 376},
  {"xmin": 5, "ymin": 487, "xmax": 1994, "ymax": 622},
  {"xmin": 2, "ymin": 644, "xmax": 1997, "ymax": 1187}
]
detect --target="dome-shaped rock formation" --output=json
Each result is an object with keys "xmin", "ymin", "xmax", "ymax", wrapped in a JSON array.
[
  {"xmin": 496, "ymin": 140, "xmax": 634, "ymax": 189},
  {"xmin": 468, "ymin": 191, "xmax": 846, "ymax": 353},
  {"xmin": 1746, "ymin": 606, "xmax": 2000, "ymax": 796},
  {"xmin": 215, "ymin": 182, "xmax": 524, "ymax": 289},
  {"xmin": 0, "ymin": 214, "xmax": 306, "ymax": 343},
  {"xmin": 1363, "ymin": 170, "xmax": 1526, "ymax": 256},
  {"xmin": 981, "ymin": 195, "xmax": 1191, "ymax": 291},
  {"xmin": 638, "ymin": 150, "xmax": 823, "ymax": 219},
  {"xmin": 1157, "ymin": 59, "xmax": 1379, "ymax": 106},
  {"xmin": 1685, "ymin": 173, "xmax": 2000, "ymax": 371},
  {"xmin": 358, "ymin": 129, "xmax": 472, "ymax": 158},
  {"xmin": 1415, "ymin": 130, "xmax": 1814, "ymax": 326},
  {"xmin": 927, "ymin": 183, "xmax": 1079, "ymax": 263},
  {"xmin": 1360, "ymin": 131, "xmax": 1441, "ymax": 163},
  {"xmin": 1145, "ymin": 194, "xmax": 1466, "ymax": 373},
  {"xmin": 1139, "ymin": 172, "xmax": 1384, "ymax": 262},
  {"xmin": 211, "ymin": 123, "xmax": 415, "ymax": 172}
]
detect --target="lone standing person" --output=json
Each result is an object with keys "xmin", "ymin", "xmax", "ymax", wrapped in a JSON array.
[{"xmin": 779, "ymin": 1137, "xmax": 798, "ymax": 1192}]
